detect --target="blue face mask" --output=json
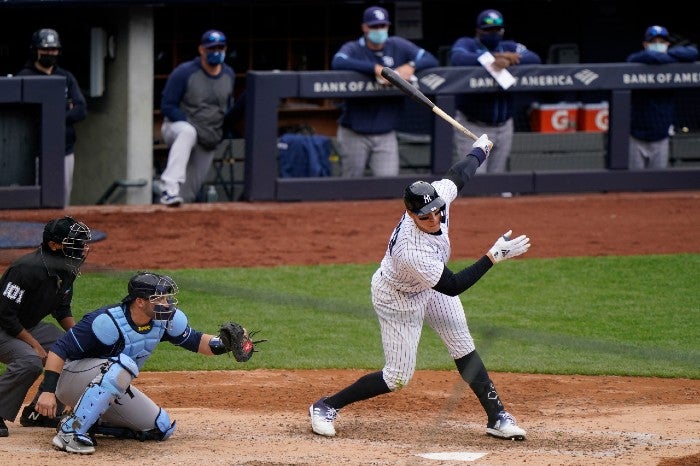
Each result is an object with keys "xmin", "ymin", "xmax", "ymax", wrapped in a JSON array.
[
  {"xmin": 367, "ymin": 28, "xmax": 389, "ymax": 45},
  {"xmin": 206, "ymin": 50, "xmax": 226, "ymax": 65},
  {"xmin": 478, "ymin": 30, "xmax": 504, "ymax": 50}
]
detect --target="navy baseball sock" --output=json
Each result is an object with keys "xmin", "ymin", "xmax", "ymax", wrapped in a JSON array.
[
  {"xmin": 325, "ymin": 371, "xmax": 390, "ymax": 409},
  {"xmin": 455, "ymin": 351, "xmax": 504, "ymax": 425}
]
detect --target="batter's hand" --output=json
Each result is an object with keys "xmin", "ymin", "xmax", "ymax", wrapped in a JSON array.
[
  {"xmin": 488, "ymin": 230, "xmax": 530, "ymax": 263},
  {"xmin": 472, "ymin": 134, "xmax": 493, "ymax": 157}
]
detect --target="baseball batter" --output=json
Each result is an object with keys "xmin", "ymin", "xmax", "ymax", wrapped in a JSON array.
[
  {"xmin": 34, "ymin": 272, "xmax": 251, "ymax": 454},
  {"xmin": 310, "ymin": 134, "xmax": 531, "ymax": 440}
]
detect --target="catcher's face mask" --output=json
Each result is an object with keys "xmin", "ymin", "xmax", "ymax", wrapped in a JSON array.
[
  {"xmin": 128, "ymin": 272, "xmax": 179, "ymax": 322},
  {"xmin": 150, "ymin": 294, "xmax": 178, "ymax": 322}
]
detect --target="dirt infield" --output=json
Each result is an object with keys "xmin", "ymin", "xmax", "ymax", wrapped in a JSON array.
[{"xmin": 1, "ymin": 191, "xmax": 699, "ymax": 465}]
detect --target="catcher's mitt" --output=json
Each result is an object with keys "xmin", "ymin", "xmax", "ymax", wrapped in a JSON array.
[{"xmin": 218, "ymin": 322, "xmax": 266, "ymax": 362}]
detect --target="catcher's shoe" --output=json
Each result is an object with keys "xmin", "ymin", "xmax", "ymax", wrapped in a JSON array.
[
  {"xmin": 486, "ymin": 411, "xmax": 526, "ymax": 440},
  {"xmin": 309, "ymin": 397, "xmax": 338, "ymax": 437},
  {"xmin": 52, "ymin": 431, "xmax": 95, "ymax": 454},
  {"xmin": 0, "ymin": 418, "xmax": 8, "ymax": 437}
]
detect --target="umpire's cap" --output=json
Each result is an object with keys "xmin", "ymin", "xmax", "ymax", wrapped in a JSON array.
[{"xmin": 404, "ymin": 181, "xmax": 446, "ymax": 216}]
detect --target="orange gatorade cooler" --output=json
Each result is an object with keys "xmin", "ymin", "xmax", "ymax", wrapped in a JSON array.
[
  {"xmin": 578, "ymin": 102, "xmax": 609, "ymax": 132},
  {"xmin": 529, "ymin": 102, "xmax": 579, "ymax": 133}
]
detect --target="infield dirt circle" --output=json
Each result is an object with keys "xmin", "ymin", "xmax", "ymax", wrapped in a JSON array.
[{"xmin": 1, "ymin": 191, "xmax": 699, "ymax": 465}]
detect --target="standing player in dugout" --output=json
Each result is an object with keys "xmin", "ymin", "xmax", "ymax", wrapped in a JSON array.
[{"xmin": 309, "ymin": 133, "xmax": 531, "ymax": 440}]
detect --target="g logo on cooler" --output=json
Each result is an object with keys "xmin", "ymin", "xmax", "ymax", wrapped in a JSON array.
[{"xmin": 551, "ymin": 110, "xmax": 572, "ymax": 131}]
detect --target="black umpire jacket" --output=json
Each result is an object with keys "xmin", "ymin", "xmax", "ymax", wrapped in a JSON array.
[{"xmin": 0, "ymin": 247, "xmax": 75, "ymax": 337}]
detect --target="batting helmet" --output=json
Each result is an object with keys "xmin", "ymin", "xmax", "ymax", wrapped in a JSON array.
[
  {"xmin": 31, "ymin": 29, "xmax": 62, "ymax": 50},
  {"xmin": 43, "ymin": 216, "xmax": 91, "ymax": 271},
  {"xmin": 126, "ymin": 272, "xmax": 179, "ymax": 321},
  {"xmin": 404, "ymin": 181, "xmax": 446, "ymax": 216}
]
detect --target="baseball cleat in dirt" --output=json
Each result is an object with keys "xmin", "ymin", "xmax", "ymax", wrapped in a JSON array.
[
  {"xmin": 486, "ymin": 411, "xmax": 526, "ymax": 440},
  {"xmin": 52, "ymin": 431, "xmax": 96, "ymax": 454},
  {"xmin": 309, "ymin": 397, "xmax": 338, "ymax": 437},
  {"xmin": 160, "ymin": 191, "xmax": 183, "ymax": 207}
]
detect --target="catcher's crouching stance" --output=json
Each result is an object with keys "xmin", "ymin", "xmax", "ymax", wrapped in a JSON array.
[{"xmin": 34, "ymin": 272, "xmax": 264, "ymax": 454}]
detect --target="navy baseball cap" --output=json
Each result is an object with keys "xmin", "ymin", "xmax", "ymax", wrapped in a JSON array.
[
  {"xmin": 363, "ymin": 6, "xmax": 391, "ymax": 26},
  {"xmin": 201, "ymin": 29, "xmax": 227, "ymax": 48},
  {"xmin": 476, "ymin": 9, "xmax": 505, "ymax": 29},
  {"xmin": 644, "ymin": 25, "xmax": 669, "ymax": 41}
]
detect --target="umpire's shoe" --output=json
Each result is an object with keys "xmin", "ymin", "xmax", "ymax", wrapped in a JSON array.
[
  {"xmin": 309, "ymin": 397, "xmax": 338, "ymax": 437},
  {"xmin": 20, "ymin": 404, "xmax": 60, "ymax": 428},
  {"xmin": 0, "ymin": 418, "xmax": 9, "ymax": 437},
  {"xmin": 52, "ymin": 431, "xmax": 95, "ymax": 454},
  {"xmin": 486, "ymin": 411, "xmax": 526, "ymax": 440}
]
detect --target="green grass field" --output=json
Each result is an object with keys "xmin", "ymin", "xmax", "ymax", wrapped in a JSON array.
[
  {"xmin": 3, "ymin": 255, "xmax": 697, "ymax": 378},
  {"xmin": 35, "ymin": 254, "xmax": 695, "ymax": 379}
]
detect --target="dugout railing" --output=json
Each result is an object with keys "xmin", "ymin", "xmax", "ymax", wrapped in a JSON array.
[{"xmin": 241, "ymin": 63, "xmax": 700, "ymax": 202}]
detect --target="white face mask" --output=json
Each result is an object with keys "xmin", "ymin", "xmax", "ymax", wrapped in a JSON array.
[{"xmin": 647, "ymin": 42, "xmax": 668, "ymax": 53}]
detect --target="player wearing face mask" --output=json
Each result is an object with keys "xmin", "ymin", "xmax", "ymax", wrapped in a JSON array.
[
  {"xmin": 158, "ymin": 29, "xmax": 236, "ymax": 205},
  {"xmin": 625, "ymin": 25, "xmax": 698, "ymax": 169},
  {"xmin": 17, "ymin": 29, "xmax": 87, "ymax": 206},
  {"xmin": 331, "ymin": 6, "xmax": 439, "ymax": 177},
  {"xmin": 449, "ymin": 9, "xmax": 541, "ymax": 183}
]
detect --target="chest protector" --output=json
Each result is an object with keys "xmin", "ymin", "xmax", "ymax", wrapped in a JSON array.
[{"xmin": 94, "ymin": 305, "xmax": 187, "ymax": 370}]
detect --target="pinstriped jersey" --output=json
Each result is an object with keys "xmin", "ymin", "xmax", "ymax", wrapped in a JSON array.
[{"xmin": 378, "ymin": 178, "xmax": 458, "ymax": 293}]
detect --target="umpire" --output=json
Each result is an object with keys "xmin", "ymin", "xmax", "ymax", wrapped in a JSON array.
[{"xmin": 0, "ymin": 216, "xmax": 91, "ymax": 437}]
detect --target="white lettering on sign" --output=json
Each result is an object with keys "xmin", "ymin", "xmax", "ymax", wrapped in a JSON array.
[
  {"xmin": 673, "ymin": 72, "xmax": 700, "ymax": 83},
  {"xmin": 520, "ymin": 75, "xmax": 574, "ymax": 87},
  {"xmin": 623, "ymin": 73, "xmax": 656, "ymax": 84},
  {"xmin": 313, "ymin": 80, "xmax": 395, "ymax": 93},
  {"xmin": 469, "ymin": 76, "xmax": 496, "ymax": 88},
  {"xmin": 656, "ymin": 73, "xmax": 673, "ymax": 83}
]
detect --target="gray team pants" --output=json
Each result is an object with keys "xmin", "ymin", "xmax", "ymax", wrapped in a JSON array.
[
  {"xmin": 56, "ymin": 358, "xmax": 163, "ymax": 432},
  {"xmin": 453, "ymin": 111, "xmax": 513, "ymax": 174},
  {"xmin": 628, "ymin": 136, "xmax": 669, "ymax": 169},
  {"xmin": 337, "ymin": 126, "xmax": 399, "ymax": 177},
  {"xmin": 0, "ymin": 322, "xmax": 63, "ymax": 421}
]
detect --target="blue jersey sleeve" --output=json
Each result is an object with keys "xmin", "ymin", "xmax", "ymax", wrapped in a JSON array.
[
  {"xmin": 160, "ymin": 59, "xmax": 199, "ymax": 122},
  {"xmin": 51, "ymin": 308, "xmax": 117, "ymax": 360}
]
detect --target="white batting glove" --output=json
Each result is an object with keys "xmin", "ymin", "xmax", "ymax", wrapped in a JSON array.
[
  {"xmin": 488, "ymin": 230, "xmax": 530, "ymax": 263},
  {"xmin": 472, "ymin": 133, "xmax": 493, "ymax": 157}
]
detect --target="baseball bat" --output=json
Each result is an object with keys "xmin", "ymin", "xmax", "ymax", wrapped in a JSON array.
[{"xmin": 380, "ymin": 67, "xmax": 478, "ymax": 141}]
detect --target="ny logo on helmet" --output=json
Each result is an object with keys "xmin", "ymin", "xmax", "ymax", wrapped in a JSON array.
[{"xmin": 423, "ymin": 194, "xmax": 433, "ymax": 203}]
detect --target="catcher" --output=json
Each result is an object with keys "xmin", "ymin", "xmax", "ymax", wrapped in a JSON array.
[{"xmin": 33, "ymin": 272, "xmax": 263, "ymax": 454}]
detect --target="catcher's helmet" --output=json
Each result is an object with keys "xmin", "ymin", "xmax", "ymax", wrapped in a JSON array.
[
  {"xmin": 127, "ymin": 272, "xmax": 179, "ymax": 321},
  {"xmin": 31, "ymin": 29, "xmax": 62, "ymax": 50},
  {"xmin": 404, "ymin": 181, "xmax": 446, "ymax": 216},
  {"xmin": 43, "ymin": 216, "xmax": 91, "ymax": 271}
]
